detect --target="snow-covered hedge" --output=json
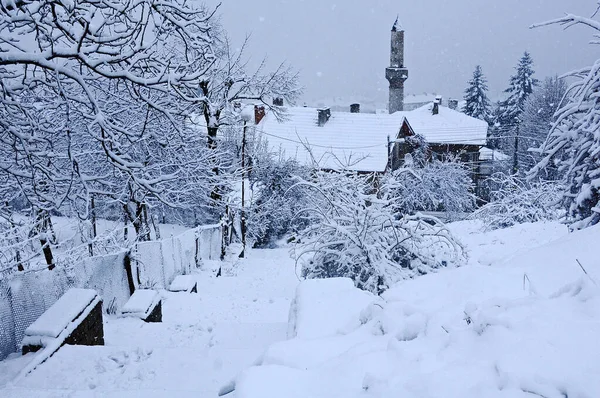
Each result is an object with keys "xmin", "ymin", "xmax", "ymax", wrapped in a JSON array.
[{"xmin": 248, "ymin": 154, "xmax": 309, "ymax": 248}]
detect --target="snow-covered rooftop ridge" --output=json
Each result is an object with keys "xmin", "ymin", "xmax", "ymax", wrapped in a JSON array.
[
  {"xmin": 257, "ymin": 103, "xmax": 488, "ymax": 171},
  {"xmin": 24, "ymin": 289, "xmax": 98, "ymax": 339},
  {"xmin": 257, "ymin": 106, "xmax": 406, "ymax": 172},
  {"xmin": 479, "ymin": 147, "xmax": 510, "ymax": 161},
  {"xmin": 404, "ymin": 92, "xmax": 444, "ymax": 104},
  {"xmin": 404, "ymin": 103, "xmax": 488, "ymax": 146}
]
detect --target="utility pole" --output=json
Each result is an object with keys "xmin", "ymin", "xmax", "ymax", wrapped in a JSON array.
[{"xmin": 240, "ymin": 120, "xmax": 247, "ymax": 258}]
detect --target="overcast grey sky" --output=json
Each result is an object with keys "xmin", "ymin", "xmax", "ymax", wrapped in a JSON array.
[{"xmin": 209, "ymin": 0, "xmax": 596, "ymax": 106}]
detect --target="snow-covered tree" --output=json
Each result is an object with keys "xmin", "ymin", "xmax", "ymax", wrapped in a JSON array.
[
  {"xmin": 247, "ymin": 146, "xmax": 309, "ymax": 248},
  {"xmin": 491, "ymin": 52, "xmax": 539, "ymax": 173},
  {"xmin": 0, "ymin": 0, "xmax": 218, "ymax": 205},
  {"xmin": 519, "ymin": 76, "xmax": 567, "ymax": 175},
  {"xmin": 0, "ymin": 0, "xmax": 225, "ymax": 270},
  {"xmin": 196, "ymin": 36, "xmax": 301, "ymax": 204},
  {"xmin": 529, "ymin": 12, "xmax": 600, "ymax": 228},
  {"xmin": 292, "ymin": 170, "xmax": 465, "ymax": 294},
  {"xmin": 385, "ymin": 159, "xmax": 476, "ymax": 216},
  {"xmin": 462, "ymin": 65, "xmax": 492, "ymax": 123}
]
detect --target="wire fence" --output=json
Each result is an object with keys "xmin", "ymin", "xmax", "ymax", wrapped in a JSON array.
[{"xmin": 0, "ymin": 224, "xmax": 222, "ymax": 360}]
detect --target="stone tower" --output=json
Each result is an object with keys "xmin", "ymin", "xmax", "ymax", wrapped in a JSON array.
[{"xmin": 385, "ymin": 17, "xmax": 408, "ymax": 113}]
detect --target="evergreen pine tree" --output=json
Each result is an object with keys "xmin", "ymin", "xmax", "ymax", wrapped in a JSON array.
[
  {"xmin": 462, "ymin": 65, "xmax": 492, "ymax": 123},
  {"xmin": 519, "ymin": 76, "xmax": 566, "ymax": 175},
  {"xmin": 492, "ymin": 52, "xmax": 539, "ymax": 173}
]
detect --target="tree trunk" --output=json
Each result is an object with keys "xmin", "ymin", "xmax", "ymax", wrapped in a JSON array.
[
  {"xmin": 89, "ymin": 195, "xmax": 97, "ymax": 257},
  {"xmin": 34, "ymin": 210, "xmax": 55, "ymax": 270},
  {"xmin": 512, "ymin": 132, "xmax": 520, "ymax": 175},
  {"xmin": 123, "ymin": 204, "xmax": 129, "ymax": 242},
  {"xmin": 151, "ymin": 212, "xmax": 161, "ymax": 240}
]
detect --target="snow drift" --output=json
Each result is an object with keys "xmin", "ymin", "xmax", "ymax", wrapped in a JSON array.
[{"xmin": 235, "ymin": 222, "xmax": 600, "ymax": 398}]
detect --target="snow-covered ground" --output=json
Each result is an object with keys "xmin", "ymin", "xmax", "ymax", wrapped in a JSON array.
[
  {"xmin": 235, "ymin": 221, "xmax": 600, "ymax": 398},
  {"xmin": 1, "ymin": 220, "xmax": 598, "ymax": 397},
  {"xmin": 0, "ymin": 248, "xmax": 299, "ymax": 397}
]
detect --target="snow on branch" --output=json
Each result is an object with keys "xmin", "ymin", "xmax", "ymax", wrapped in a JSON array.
[{"xmin": 529, "ymin": 7, "xmax": 600, "ymax": 228}]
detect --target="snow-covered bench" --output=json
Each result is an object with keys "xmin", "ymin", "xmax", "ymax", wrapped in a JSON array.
[
  {"xmin": 120, "ymin": 289, "xmax": 162, "ymax": 323},
  {"xmin": 22, "ymin": 288, "xmax": 104, "ymax": 355},
  {"xmin": 169, "ymin": 275, "xmax": 198, "ymax": 293}
]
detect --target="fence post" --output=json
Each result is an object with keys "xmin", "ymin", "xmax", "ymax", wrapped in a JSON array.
[
  {"xmin": 195, "ymin": 228, "xmax": 200, "ymax": 268},
  {"xmin": 123, "ymin": 251, "xmax": 136, "ymax": 295}
]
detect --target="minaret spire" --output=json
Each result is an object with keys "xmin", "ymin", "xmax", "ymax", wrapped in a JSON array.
[
  {"xmin": 385, "ymin": 17, "xmax": 408, "ymax": 113},
  {"xmin": 392, "ymin": 15, "xmax": 401, "ymax": 32}
]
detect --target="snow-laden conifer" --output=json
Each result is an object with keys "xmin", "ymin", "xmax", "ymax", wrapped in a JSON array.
[
  {"xmin": 462, "ymin": 65, "xmax": 492, "ymax": 123},
  {"xmin": 491, "ymin": 52, "xmax": 539, "ymax": 172},
  {"xmin": 520, "ymin": 76, "xmax": 567, "ymax": 175}
]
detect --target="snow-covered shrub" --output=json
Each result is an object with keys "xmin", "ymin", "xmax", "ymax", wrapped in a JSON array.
[
  {"xmin": 473, "ymin": 173, "xmax": 563, "ymax": 230},
  {"xmin": 292, "ymin": 171, "xmax": 465, "ymax": 294},
  {"xmin": 248, "ymin": 150, "xmax": 309, "ymax": 248},
  {"xmin": 385, "ymin": 159, "xmax": 476, "ymax": 215}
]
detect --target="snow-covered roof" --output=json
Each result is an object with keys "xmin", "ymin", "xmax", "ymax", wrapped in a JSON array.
[
  {"xmin": 479, "ymin": 147, "xmax": 510, "ymax": 161},
  {"xmin": 404, "ymin": 93, "xmax": 443, "ymax": 104},
  {"xmin": 256, "ymin": 103, "xmax": 488, "ymax": 172},
  {"xmin": 257, "ymin": 107, "xmax": 403, "ymax": 172},
  {"xmin": 402, "ymin": 103, "xmax": 488, "ymax": 146}
]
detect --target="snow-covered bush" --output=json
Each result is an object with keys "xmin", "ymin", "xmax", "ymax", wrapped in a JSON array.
[
  {"xmin": 473, "ymin": 173, "xmax": 563, "ymax": 230},
  {"xmin": 292, "ymin": 171, "xmax": 465, "ymax": 294},
  {"xmin": 385, "ymin": 159, "xmax": 476, "ymax": 215},
  {"xmin": 248, "ymin": 151, "xmax": 309, "ymax": 248}
]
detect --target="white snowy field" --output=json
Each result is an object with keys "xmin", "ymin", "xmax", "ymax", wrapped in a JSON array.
[
  {"xmin": 0, "ymin": 220, "xmax": 598, "ymax": 397},
  {"xmin": 235, "ymin": 221, "xmax": 600, "ymax": 398},
  {"xmin": 0, "ymin": 248, "xmax": 299, "ymax": 397}
]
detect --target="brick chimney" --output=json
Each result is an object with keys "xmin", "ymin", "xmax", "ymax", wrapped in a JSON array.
[
  {"xmin": 317, "ymin": 107, "xmax": 331, "ymax": 127},
  {"xmin": 254, "ymin": 105, "xmax": 266, "ymax": 125},
  {"xmin": 350, "ymin": 103, "xmax": 360, "ymax": 113},
  {"xmin": 448, "ymin": 99, "xmax": 458, "ymax": 110}
]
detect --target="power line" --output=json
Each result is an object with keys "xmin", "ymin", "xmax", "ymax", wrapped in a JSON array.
[
  {"xmin": 256, "ymin": 129, "xmax": 543, "ymax": 148},
  {"xmin": 256, "ymin": 129, "xmax": 387, "ymax": 150}
]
